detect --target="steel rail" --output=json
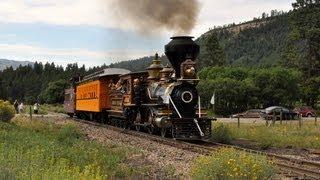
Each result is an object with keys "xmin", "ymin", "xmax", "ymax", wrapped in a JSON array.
[{"xmin": 71, "ymin": 117, "xmax": 320, "ymax": 179}]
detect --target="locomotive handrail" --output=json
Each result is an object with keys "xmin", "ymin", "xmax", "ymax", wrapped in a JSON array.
[
  {"xmin": 193, "ymin": 118, "xmax": 205, "ymax": 137},
  {"xmin": 168, "ymin": 96, "xmax": 182, "ymax": 118}
]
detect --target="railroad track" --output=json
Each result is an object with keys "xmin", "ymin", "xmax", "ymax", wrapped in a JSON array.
[
  {"xmin": 73, "ymin": 118, "xmax": 217, "ymax": 154},
  {"xmin": 72, "ymin": 118, "xmax": 320, "ymax": 179},
  {"xmin": 199, "ymin": 141, "xmax": 320, "ymax": 180}
]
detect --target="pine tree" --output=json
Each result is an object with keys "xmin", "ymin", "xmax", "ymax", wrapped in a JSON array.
[
  {"xmin": 290, "ymin": 0, "xmax": 320, "ymax": 77},
  {"xmin": 198, "ymin": 32, "xmax": 226, "ymax": 69}
]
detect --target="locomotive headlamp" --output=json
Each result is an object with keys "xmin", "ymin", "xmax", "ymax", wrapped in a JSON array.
[
  {"xmin": 180, "ymin": 59, "xmax": 197, "ymax": 79},
  {"xmin": 185, "ymin": 66, "xmax": 195, "ymax": 77},
  {"xmin": 181, "ymin": 91, "xmax": 193, "ymax": 103}
]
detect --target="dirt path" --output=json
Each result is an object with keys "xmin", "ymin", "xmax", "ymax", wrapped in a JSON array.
[{"xmin": 35, "ymin": 115, "xmax": 201, "ymax": 178}]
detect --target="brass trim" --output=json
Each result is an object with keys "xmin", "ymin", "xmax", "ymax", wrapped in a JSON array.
[{"xmin": 157, "ymin": 113, "xmax": 173, "ymax": 116}]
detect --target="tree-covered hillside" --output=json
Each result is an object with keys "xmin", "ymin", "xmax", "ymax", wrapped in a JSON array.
[{"xmin": 197, "ymin": 13, "xmax": 290, "ymax": 67}]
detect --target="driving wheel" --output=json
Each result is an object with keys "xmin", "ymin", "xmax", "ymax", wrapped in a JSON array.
[{"xmin": 146, "ymin": 107, "xmax": 156, "ymax": 134}]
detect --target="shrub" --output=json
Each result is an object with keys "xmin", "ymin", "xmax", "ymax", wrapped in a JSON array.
[
  {"xmin": 0, "ymin": 100, "xmax": 15, "ymax": 122},
  {"xmin": 212, "ymin": 123, "xmax": 233, "ymax": 143},
  {"xmin": 190, "ymin": 148, "xmax": 275, "ymax": 179}
]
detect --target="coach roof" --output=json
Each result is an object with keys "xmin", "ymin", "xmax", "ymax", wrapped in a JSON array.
[
  {"xmin": 82, "ymin": 68, "xmax": 131, "ymax": 82},
  {"xmin": 100, "ymin": 68, "xmax": 131, "ymax": 76}
]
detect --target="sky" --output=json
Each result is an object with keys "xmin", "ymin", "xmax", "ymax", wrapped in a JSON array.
[{"xmin": 0, "ymin": 0, "xmax": 294, "ymax": 67}]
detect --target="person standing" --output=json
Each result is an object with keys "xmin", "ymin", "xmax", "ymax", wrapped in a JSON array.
[
  {"xmin": 13, "ymin": 100, "xmax": 19, "ymax": 114},
  {"xmin": 33, "ymin": 102, "xmax": 40, "ymax": 114},
  {"xmin": 18, "ymin": 102, "xmax": 24, "ymax": 114}
]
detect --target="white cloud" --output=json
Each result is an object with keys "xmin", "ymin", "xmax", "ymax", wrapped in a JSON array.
[
  {"xmin": 0, "ymin": 0, "xmax": 146, "ymax": 32},
  {"xmin": 0, "ymin": 0, "xmax": 108, "ymax": 26},
  {"xmin": 0, "ymin": 43, "xmax": 159, "ymax": 67},
  {"xmin": 0, "ymin": 0, "xmax": 293, "ymax": 36}
]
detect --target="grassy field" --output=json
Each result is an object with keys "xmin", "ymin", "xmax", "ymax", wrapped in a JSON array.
[
  {"xmin": 21, "ymin": 104, "xmax": 65, "ymax": 115},
  {"xmin": 39, "ymin": 104, "xmax": 65, "ymax": 114},
  {"xmin": 213, "ymin": 121, "xmax": 320, "ymax": 149},
  {"xmin": 0, "ymin": 116, "xmax": 145, "ymax": 179}
]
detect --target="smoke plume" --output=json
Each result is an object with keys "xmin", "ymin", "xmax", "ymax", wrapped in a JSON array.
[{"xmin": 112, "ymin": 0, "xmax": 200, "ymax": 35}]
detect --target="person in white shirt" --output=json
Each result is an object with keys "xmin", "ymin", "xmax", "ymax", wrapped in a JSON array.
[
  {"xmin": 13, "ymin": 100, "xmax": 19, "ymax": 114},
  {"xmin": 18, "ymin": 103, "xmax": 24, "ymax": 114},
  {"xmin": 34, "ymin": 103, "xmax": 40, "ymax": 114}
]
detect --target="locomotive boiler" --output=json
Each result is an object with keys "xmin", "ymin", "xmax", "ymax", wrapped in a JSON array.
[{"xmin": 64, "ymin": 36, "xmax": 212, "ymax": 140}]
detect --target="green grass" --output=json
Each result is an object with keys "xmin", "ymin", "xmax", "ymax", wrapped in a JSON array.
[
  {"xmin": 41, "ymin": 104, "xmax": 65, "ymax": 114},
  {"xmin": 211, "ymin": 123, "xmax": 233, "ymax": 143},
  {"xmin": 21, "ymin": 104, "xmax": 65, "ymax": 115},
  {"xmin": 190, "ymin": 148, "xmax": 275, "ymax": 179},
  {"xmin": 216, "ymin": 121, "xmax": 320, "ymax": 149},
  {"xmin": 0, "ymin": 116, "xmax": 143, "ymax": 179}
]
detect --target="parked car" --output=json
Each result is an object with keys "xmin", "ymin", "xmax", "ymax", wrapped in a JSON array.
[
  {"xmin": 261, "ymin": 106, "xmax": 298, "ymax": 120},
  {"xmin": 231, "ymin": 109, "xmax": 263, "ymax": 118},
  {"xmin": 294, "ymin": 106, "xmax": 316, "ymax": 117}
]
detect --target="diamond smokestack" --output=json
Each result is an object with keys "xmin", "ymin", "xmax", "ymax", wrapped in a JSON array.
[{"xmin": 164, "ymin": 36, "xmax": 199, "ymax": 78}]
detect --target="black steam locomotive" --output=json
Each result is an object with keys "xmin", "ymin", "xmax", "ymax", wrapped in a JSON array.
[{"xmin": 64, "ymin": 36, "xmax": 212, "ymax": 140}]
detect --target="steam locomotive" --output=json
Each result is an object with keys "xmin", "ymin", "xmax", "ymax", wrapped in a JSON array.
[{"xmin": 64, "ymin": 36, "xmax": 212, "ymax": 140}]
